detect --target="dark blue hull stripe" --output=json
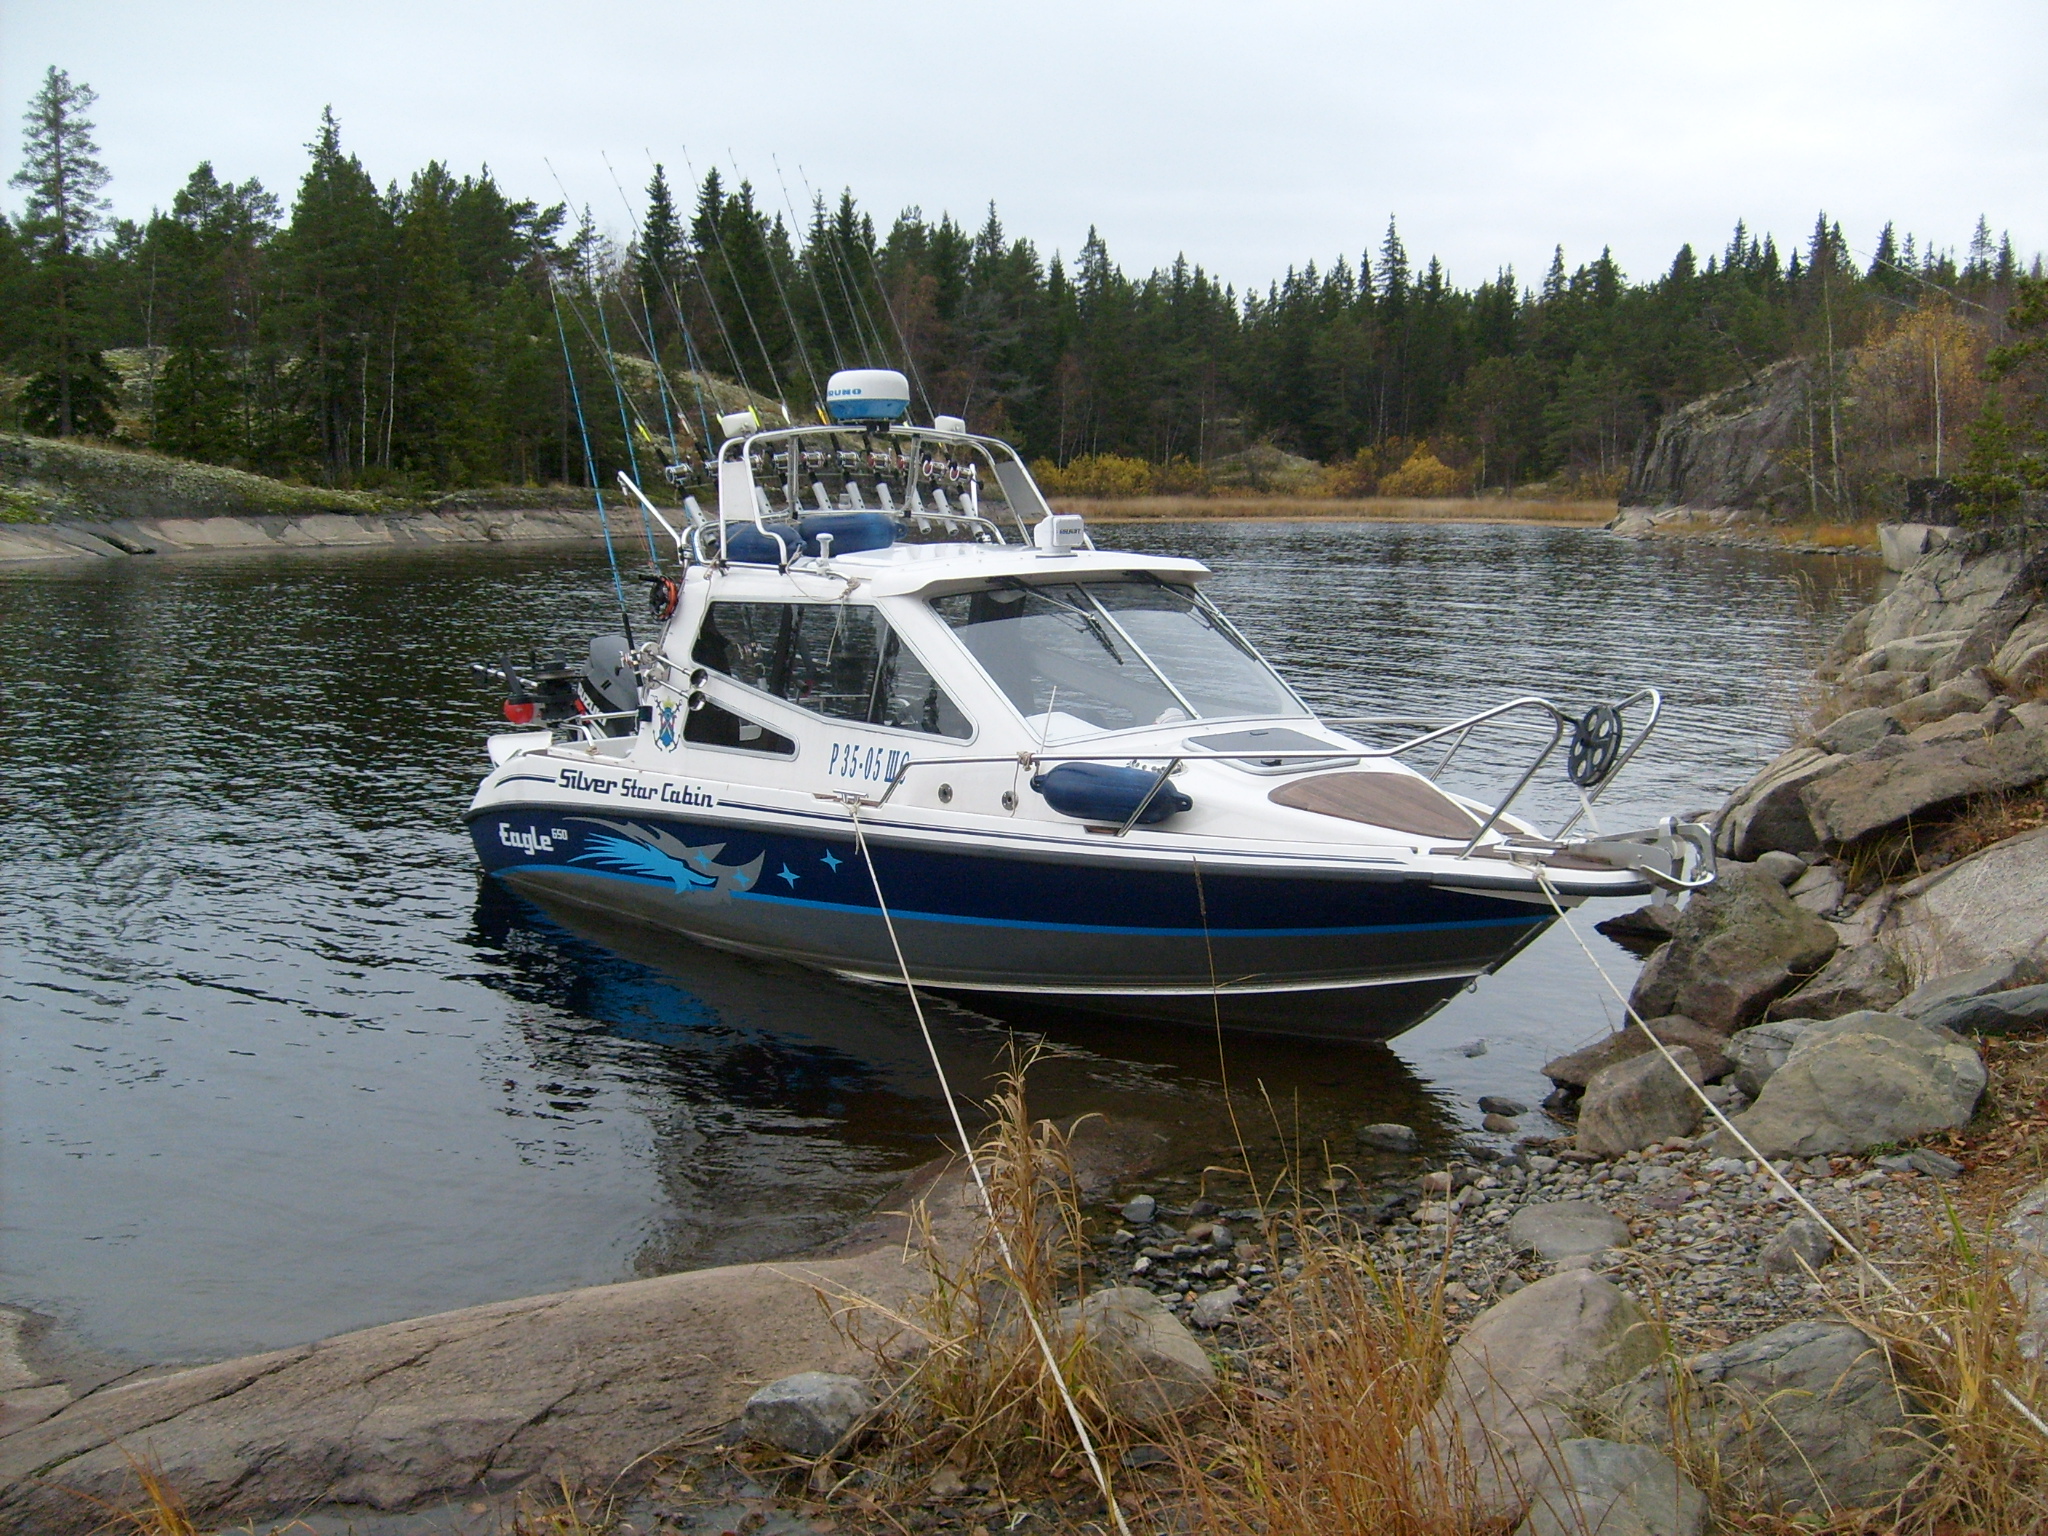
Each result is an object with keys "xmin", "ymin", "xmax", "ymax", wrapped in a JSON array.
[{"xmin": 491, "ymin": 863, "xmax": 1546, "ymax": 939}]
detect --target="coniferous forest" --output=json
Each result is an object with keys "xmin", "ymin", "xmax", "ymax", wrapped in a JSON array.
[{"xmin": 5, "ymin": 65, "xmax": 2045, "ymax": 515}]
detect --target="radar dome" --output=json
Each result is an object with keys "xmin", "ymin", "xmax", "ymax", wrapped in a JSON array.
[{"xmin": 825, "ymin": 369, "xmax": 911, "ymax": 424}]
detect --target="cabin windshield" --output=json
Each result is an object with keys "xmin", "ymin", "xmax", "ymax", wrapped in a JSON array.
[{"xmin": 928, "ymin": 579, "xmax": 1306, "ymax": 739}]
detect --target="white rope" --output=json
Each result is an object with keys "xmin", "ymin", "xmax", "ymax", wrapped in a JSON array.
[
  {"xmin": 1532, "ymin": 868, "xmax": 2048, "ymax": 1443},
  {"xmin": 846, "ymin": 804, "xmax": 1135, "ymax": 1536}
]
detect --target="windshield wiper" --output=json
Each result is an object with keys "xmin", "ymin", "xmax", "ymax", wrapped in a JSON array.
[{"xmin": 997, "ymin": 579, "xmax": 1127, "ymax": 667}]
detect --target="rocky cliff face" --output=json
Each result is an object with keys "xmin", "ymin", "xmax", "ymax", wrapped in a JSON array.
[{"xmin": 1623, "ymin": 359, "xmax": 1811, "ymax": 512}]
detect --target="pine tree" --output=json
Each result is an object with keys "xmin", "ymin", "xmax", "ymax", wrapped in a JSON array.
[
  {"xmin": 11, "ymin": 66, "xmax": 115, "ymax": 436},
  {"xmin": 276, "ymin": 109, "xmax": 393, "ymax": 479}
]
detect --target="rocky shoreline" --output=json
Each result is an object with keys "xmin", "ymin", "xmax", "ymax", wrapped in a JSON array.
[
  {"xmin": 0, "ymin": 505, "xmax": 618, "ymax": 563},
  {"xmin": 6, "ymin": 526, "xmax": 2048, "ymax": 1535}
]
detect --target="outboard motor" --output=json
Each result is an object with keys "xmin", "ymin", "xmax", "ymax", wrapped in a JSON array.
[{"xmin": 584, "ymin": 634, "xmax": 639, "ymax": 720}]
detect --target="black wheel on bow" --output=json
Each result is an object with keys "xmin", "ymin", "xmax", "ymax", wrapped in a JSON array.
[{"xmin": 1567, "ymin": 703, "xmax": 1625, "ymax": 788}]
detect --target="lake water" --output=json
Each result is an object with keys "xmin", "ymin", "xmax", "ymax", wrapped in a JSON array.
[{"xmin": 0, "ymin": 523, "xmax": 1876, "ymax": 1363}]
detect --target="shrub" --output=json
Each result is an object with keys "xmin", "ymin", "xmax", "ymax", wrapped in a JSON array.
[{"xmin": 1376, "ymin": 446, "xmax": 1465, "ymax": 498}]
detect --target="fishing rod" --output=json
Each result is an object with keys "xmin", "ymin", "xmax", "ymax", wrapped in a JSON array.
[
  {"xmin": 733, "ymin": 148, "xmax": 825, "ymax": 415},
  {"xmin": 773, "ymin": 153, "xmax": 848, "ymax": 374},
  {"xmin": 798, "ymin": 166, "xmax": 886, "ymax": 368},
  {"xmin": 602, "ymin": 151, "xmax": 718, "ymax": 460},
  {"xmin": 802, "ymin": 165, "xmax": 937, "ymax": 423},
  {"xmin": 655, "ymin": 154, "xmax": 763, "ymax": 417},
  {"xmin": 679, "ymin": 147, "xmax": 789, "ymax": 418},
  {"xmin": 547, "ymin": 271, "xmax": 635, "ymax": 647}
]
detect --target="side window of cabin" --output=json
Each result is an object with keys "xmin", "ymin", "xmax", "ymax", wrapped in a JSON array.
[
  {"xmin": 692, "ymin": 602, "xmax": 971, "ymax": 739},
  {"xmin": 683, "ymin": 697, "xmax": 795, "ymax": 755}
]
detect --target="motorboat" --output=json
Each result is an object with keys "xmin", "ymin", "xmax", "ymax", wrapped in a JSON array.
[{"xmin": 464, "ymin": 371, "xmax": 1713, "ymax": 1041}]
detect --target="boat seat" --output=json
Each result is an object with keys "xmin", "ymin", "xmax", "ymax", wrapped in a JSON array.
[{"xmin": 1269, "ymin": 771, "xmax": 1481, "ymax": 840}]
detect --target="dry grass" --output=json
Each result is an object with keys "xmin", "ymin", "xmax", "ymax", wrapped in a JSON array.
[
  {"xmin": 1839, "ymin": 786, "xmax": 2048, "ymax": 894},
  {"xmin": 1054, "ymin": 494, "xmax": 1617, "ymax": 526},
  {"xmin": 510, "ymin": 1475, "xmax": 618, "ymax": 1535},
  {"xmin": 836, "ymin": 1047, "xmax": 1138, "ymax": 1501},
  {"xmin": 1779, "ymin": 521, "xmax": 1883, "ymax": 551},
  {"xmin": 1154, "ymin": 1219, "xmax": 1478, "ymax": 1536}
]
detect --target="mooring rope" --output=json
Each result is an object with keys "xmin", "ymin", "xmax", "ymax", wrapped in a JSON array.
[
  {"xmin": 1532, "ymin": 868, "xmax": 2048, "ymax": 1442},
  {"xmin": 844, "ymin": 803, "xmax": 1135, "ymax": 1536}
]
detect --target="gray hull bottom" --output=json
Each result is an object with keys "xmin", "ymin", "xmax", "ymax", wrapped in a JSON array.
[{"xmin": 496, "ymin": 865, "xmax": 1548, "ymax": 1043}]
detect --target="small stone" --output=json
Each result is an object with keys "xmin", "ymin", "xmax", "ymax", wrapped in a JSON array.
[
  {"xmin": 742, "ymin": 1372, "xmax": 875, "ymax": 1457},
  {"xmin": 1482, "ymin": 1113, "xmax": 1521, "ymax": 1134},
  {"xmin": 1209, "ymin": 1223, "xmax": 1235, "ymax": 1251},
  {"xmin": 1358, "ymin": 1122, "xmax": 1420, "ymax": 1153},
  {"xmin": 1461, "ymin": 1039, "xmax": 1489, "ymax": 1057},
  {"xmin": 1420, "ymin": 1170, "xmax": 1454, "ymax": 1194},
  {"xmin": 1526, "ymin": 1154, "xmax": 1561, "ymax": 1174},
  {"xmin": 1906, "ymin": 1148, "xmax": 1965, "ymax": 1179},
  {"xmin": 1480, "ymin": 1095, "xmax": 1530, "ymax": 1117},
  {"xmin": 1189, "ymin": 1198, "xmax": 1221, "ymax": 1218},
  {"xmin": 1121, "ymin": 1194, "xmax": 1157, "ymax": 1225},
  {"xmin": 1760, "ymin": 1218, "xmax": 1835, "ymax": 1278},
  {"xmin": 1754, "ymin": 850, "xmax": 1807, "ymax": 886},
  {"xmin": 1057, "ymin": 1287, "xmax": 1216, "ymax": 1424},
  {"xmin": 1507, "ymin": 1201, "xmax": 1633, "ymax": 1261},
  {"xmin": 1189, "ymin": 1285, "xmax": 1242, "ymax": 1328}
]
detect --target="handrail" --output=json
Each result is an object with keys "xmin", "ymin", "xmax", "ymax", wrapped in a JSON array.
[{"xmin": 843, "ymin": 688, "xmax": 1667, "ymax": 863}]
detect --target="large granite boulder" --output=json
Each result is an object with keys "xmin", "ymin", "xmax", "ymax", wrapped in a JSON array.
[
  {"xmin": 1887, "ymin": 668, "xmax": 1996, "ymax": 729},
  {"xmin": 1577, "ymin": 1047, "xmax": 1705, "ymax": 1156},
  {"xmin": 1599, "ymin": 1320, "xmax": 1938, "ymax": 1512},
  {"xmin": 1800, "ymin": 730, "xmax": 2048, "ymax": 847},
  {"xmin": 1513, "ymin": 1438, "xmax": 1708, "ymax": 1536},
  {"xmin": 1715, "ymin": 1011, "xmax": 1984, "ymax": 1157},
  {"xmin": 1628, "ymin": 869, "xmax": 1839, "ymax": 1032},
  {"xmin": 1886, "ymin": 826, "xmax": 2048, "ymax": 983},
  {"xmin": 1715, "ymin": 747, "xmax": 1840, "ymax": 860},
  {"xmin": 1411, "ymin": 1272, "xmax": 1662, "ymax": 1522},
  {"xmin": 1915, "ymin": 982, "xmax": 2048, "ymax": 1036}
]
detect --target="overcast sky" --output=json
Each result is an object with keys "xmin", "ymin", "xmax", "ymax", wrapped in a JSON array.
[{"xmin": 5, "ymin": 0, "xmax": 2041, "ymax": 294}]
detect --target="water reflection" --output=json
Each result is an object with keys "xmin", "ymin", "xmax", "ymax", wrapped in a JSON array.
[{"xmin": 0, "ymin": 528, "xmax": 1874, "ymax": 1362}]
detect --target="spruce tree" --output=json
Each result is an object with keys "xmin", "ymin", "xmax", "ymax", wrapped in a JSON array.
[{"xmin": 11, "ymin": 66, "xmax": 115, "ymax": 436}]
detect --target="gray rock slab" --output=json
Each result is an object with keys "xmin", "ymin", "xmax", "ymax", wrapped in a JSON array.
[
  {"xmin": 1887, "ymin": 825, "xmax": 2048, "ymax": 981},
  {"xmin": 1889, "ymin": 668, "xmax": 1997, "ymax": 728},
  {"xmin": 1578, "ymin": 1047, "xmax": 1705, "ymax": 1156},
  {"xmin": 1480, "ymin": 1095, "xmax": 1530, "ymax": 1117},
  {"xmin": 1542, "ymin": 1017, "xmax": 1730, "ymax": 1090},
  {"xmin": 1765, "ymin": 941, "xmax": 1906, "ymax": 1022},
  {"xmin": 1056, "ymin": 1287, "xmax": 1214, "ymax": 1425},
  {"xmin": 1907, "ymin": 703, "xmax": 2014, "ymax": 744},
  {"xmin": 0, "ymin": 1162, "xmax": 990, "ymax": 1536},
  {"xmin": 1785, "ymin": 861, "xmax": 1847, "ymax": 916},
  {"xmin": 1628, "ymin": 869, "xmax": 1839, "ymax": 1031},
  {"xmin": 1914, "ymin": 981, "xmax": 2048, "ymax": 1037},
  {"xmin": 1513, "ymin": 1438, "xmax": 1708, "ymax": 1536},
  {"xmin": 1508, "ymin": 1202, "xmax": 1633, "ymax": 1261},
  {"xmin": 1599, "ymin": 1320, "xmax": 1938, "ymax": 1512},
  {"xmin": 1716, "ymin": 1012, "xmax": 1985, "ymax": 1157},
  {"xmin": 1813, "ymin": 704, "xmax": 1904, "ymax": 756},
  {"xmin": 1898, "ymin": 955, "xmax": 2045, "ymax": 1018},
  {"xmin": 1120, "ymin": 1193, "xmax": 1158, "ymax": 1224},
  {"xmin": 741, "ymin": 1372, "xmax": 874, "ymax": 1457},
  {"xmin": 1801, "ymin": 730, "xmax": 2048, "ymax": 847},
  {"xmin": 1715, "ymin": 747, "xmax": 1840, "ymax": 861}
]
